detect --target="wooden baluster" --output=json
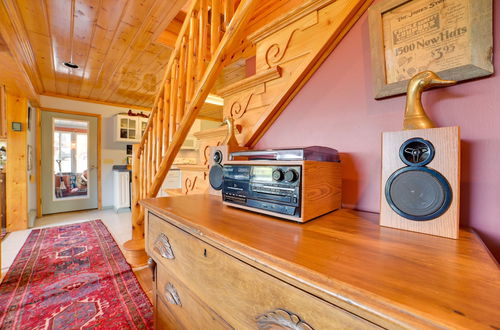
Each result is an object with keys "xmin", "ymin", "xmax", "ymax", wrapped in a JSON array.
[
  {"xmin": 170, "ymin": 58, "xmax": 179, "ymax": 138},
  {"xmin": 147, "ymin": 130, "xmax": 152, "ymax": 195},
  {"xmin": 211, "ymin": 0, "xmax": 221, "ymax": 55},
  {"xmin": 150, "ymin": 114, "xmax": 157, "ymax": 179},
  {"xmin": 140, "ymin": 150, "xmax": 145, "ymax": 199},
  {"xmin": 131, "ymin": 145, "xmax": 143, "ymax": 241},
  {"xmin": 136, "ymin": 149, "xmax": 141, "ymax": 201},
  {"xmin": 143, "ymin": 140, "xmax": 148, "ymax": 196},
  {"xmin": 163, "ymin": 81, "xmax": 170, "ymax": 155},
  {"xmin": 143, "ymin": 135, "xmax": 148, "ymax": 195},
  {"xmin": 177, "ymin": 35, "xmax": 188, "ymax": 123},
  {"xmin": 156, "ymin": 99, "xmax": 163, "ymax": 171},
  {"xmin": 142, "ymin": 148, "xmax": 147, "ymax": 199},
  {"xmin": 223, "ymin": 0, "xmax": 234, "ymax": 29},
  {"xmin": 186, "ymin": 11, "xmax": 198, "ymax": 103},
  {"xmin": 198, "ymin": 0, "xmax": 208, "ymax": 81}
]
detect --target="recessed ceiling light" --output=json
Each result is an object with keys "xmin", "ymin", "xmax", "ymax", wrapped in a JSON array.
[{"xmin": 63, "ymin": 62, "xmax": 79, "ymax": 69}]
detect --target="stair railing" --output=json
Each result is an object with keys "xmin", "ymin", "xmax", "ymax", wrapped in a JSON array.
[{"xmin": 126, "ymin": 0, "xmax": 258, "ymax": 264}]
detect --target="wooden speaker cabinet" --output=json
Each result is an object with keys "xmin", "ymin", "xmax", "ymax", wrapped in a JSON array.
[
  {"xmin": 380, "ymin": 126, "xmax": 460, "ymax": 239},
  {"xmin": 208, "ymin": 145, "xmax": 246, "ymax": 196}
]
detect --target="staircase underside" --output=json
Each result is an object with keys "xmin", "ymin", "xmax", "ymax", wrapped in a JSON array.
[
  {"xmin": 220, "ymin": 0, "xmax": 373, "ymax": 148},
  {"xmin": 165, "ymin": 0, "xmax": 373, "ymax": 198}
]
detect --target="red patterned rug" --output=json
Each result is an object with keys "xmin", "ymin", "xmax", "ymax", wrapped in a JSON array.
[
  {"xmin": 0, "ymin": 230, "xmax": 7, "ymax": 241},
  {"xmin": 0, "ymin": 220, "xmax": 153, "ymax": 329}
]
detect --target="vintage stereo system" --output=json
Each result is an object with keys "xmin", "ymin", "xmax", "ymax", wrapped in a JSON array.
[
  {"xmin": 380, "ymin": 126, "xmax": 460, "ymax": 239},
  {"xmin": 219, "ymin": 147, "xmax": 342, "ymax": 222}
]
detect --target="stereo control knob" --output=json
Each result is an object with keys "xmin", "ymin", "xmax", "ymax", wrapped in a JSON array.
[
  {"xmin": 284, "ymin": 169, "xmax": 299, "ymax": 183},
  {"xmin": 272, "ymin": 169, "xmax": 284, "ymax": 181}
]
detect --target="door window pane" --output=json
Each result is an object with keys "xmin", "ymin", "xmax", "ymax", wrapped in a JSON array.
[
  {"xmin": 76, "ymin": 133, "xmax": 88, "ymax": 173},
  {"xmin": 53, "ymin": 118, "xmax": 89, "ymax": 200}
]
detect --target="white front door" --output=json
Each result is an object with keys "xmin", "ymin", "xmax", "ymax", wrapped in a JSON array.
[{"xmin": 41, "ymin": 111, "xmax": 99, "ymax": 214}]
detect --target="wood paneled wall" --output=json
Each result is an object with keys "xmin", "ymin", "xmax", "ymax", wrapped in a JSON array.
[
  {"xmin": 6, "ymin": 93, "xmax": 28, "ymax": 231},
  {"xmin": 0, "ymin": 85, "xmax": 6, "ymax": 138}
]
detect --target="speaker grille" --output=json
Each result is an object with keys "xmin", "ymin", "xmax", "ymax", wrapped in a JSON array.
[
  {"xmin": 209, "ymin": 164, "xmax": 224, "ymax": 190},
  {"xmin": 385, "ymin": 167, "xmax": 452, "ymax": 221}
]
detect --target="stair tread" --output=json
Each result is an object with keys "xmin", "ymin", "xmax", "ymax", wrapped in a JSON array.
[
  {"xmin": 218, "ymin": 66, "xmax": 282, "ymax": 97},
  {"xmin": 174, "ymin": 164, "xmax": 209, "ymax": 171}
]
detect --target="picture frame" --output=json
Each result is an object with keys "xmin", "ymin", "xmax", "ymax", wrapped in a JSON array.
[
  {"xmin": 368, "ymin": 0, "xmax": 493, "ymax": 99},
  {"xmin": 11, "ymin": 122, "xmax": 22, "ymax": 131}
]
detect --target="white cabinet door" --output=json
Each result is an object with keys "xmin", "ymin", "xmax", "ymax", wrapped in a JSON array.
[
  {"xmin": 113, "ymin": 171, "xmax": 130, "ymax": 212},
  {"xmin": 114, "ymin": 115, "xmax": 145, "ymax": 142}
]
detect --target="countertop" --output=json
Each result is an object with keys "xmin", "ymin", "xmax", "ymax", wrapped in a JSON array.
[{"xmin": 112, "ymin": 165, "xmax": 131, "ymax": 172}]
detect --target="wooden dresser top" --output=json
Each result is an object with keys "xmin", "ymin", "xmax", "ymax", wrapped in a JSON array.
[{"xmin": 141, "ymin": 195, "xmax": 500, "ymax": 329}]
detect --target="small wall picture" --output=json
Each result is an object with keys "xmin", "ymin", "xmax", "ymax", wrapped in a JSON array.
[{"xmin": 12, "ymin": 122, "xmax": 22, "ymax": 131}]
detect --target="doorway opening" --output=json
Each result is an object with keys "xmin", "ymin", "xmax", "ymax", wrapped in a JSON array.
[{"xmin": 39, "ymin": 109, "xmax": 101, "ymax": 215}]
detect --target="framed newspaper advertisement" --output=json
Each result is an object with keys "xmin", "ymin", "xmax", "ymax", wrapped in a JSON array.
[{"xmin": 368, "ymin": 0, "xmax": 493, "ymax": 99}]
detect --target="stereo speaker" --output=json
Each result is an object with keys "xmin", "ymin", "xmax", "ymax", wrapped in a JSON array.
[
  {"xmin": 208, "ymin": 145, "xmax": 246, "ymax": 196},
  {"xmin": 380, "ymin": 126, "xmax": 460, "ymax": 239}
]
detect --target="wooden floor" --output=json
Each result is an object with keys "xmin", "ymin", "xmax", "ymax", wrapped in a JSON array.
[{"xmin": 134, "ymin": 267, "xmax": 153, "ymax": 302}]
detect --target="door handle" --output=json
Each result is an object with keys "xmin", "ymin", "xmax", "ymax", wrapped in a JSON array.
[{"xmin": 89, "ymin": 165, "xmax": 98, "ymax": 170}]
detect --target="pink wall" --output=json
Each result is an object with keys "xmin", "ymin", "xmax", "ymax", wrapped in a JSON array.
[{"xmin": 256, "ymin": 1, "xmax": 500, "ymax": 261}]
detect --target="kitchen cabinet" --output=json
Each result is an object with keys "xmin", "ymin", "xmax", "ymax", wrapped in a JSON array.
[{"xmin": 113, "ymin": 114, "xmax": 149, "ymax": 143}]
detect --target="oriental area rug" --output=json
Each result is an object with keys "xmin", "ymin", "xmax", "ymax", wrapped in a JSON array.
[{"xmin": 0, "ymin": 220, "xmax": 153, "ymax": 329}]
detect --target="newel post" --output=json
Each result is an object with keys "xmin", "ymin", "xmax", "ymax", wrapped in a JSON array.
[{"xmin": 123, "ymin": 144, "xmax": 148, "ymax": 267}]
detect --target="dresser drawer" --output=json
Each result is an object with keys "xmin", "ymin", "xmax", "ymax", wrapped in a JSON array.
[
  {"xmin": 155, "ymin": 262, "xmax": 232, "ymax": 330},
  {"xmin": 147, "ymin": 212, "xmax": 379, "ymax": 329}
]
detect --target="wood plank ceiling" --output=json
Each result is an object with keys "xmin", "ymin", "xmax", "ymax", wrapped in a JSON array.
[
  {"xmin": 0, "ymin": 33, "xmax": 38, "ymax": 99},
  {"xmin": 0, "ymin": 0, "xmax": 189, "ymax": 108}
]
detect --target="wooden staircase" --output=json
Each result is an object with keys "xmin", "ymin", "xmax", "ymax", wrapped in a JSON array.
[
  {"xmin": 123, "ymin": 0, "xmax": 259, "ymax": 267},
  {"xmin": 220, "ymin": 0, "xmax": 373, "ymax": 147},
  {"xmin": 123, "ymin": 0, "xmax": 372, "ymax": 267}
]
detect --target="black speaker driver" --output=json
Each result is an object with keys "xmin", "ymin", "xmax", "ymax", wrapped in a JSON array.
[
  {"xmin": 213, "ymin": 150, "xmax": 223, "ymax": 164},
  {"xmin": 399, "ymin": 138, "xmax": 435, "ymax": 167},
  {"xmin": 209, "ymin": 163, "xmax": 224, "ymax": 190},
  {"xmin": 385, "ymin": 167, "xmax": 452, "ymax": 221}
]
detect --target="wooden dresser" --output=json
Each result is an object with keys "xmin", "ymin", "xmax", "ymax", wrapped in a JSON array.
[{"xmin": 142, "ymin": 195, "xmax": 500, "ymax": 329}]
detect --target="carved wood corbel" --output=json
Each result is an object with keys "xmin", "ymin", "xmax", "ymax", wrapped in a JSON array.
[
  {"xmin": 184, "ymin": 176, "xmax": 198, "ymax": 194},
  {"xmin": 230, "ymin": 92, "xmax": 255, "ymax": 119}
]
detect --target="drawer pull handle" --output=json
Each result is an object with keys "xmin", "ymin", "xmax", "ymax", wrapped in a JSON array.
[
  {"xmin": 154, "ymin": 233, "xmax": 175, "ymax": 259},
  {"xmin": 256, "ymin": 309, "xmax": 313, "ymax": 330},
  {"xmin": 147, "ymin": 258, "xmax": 156, "ymax": 282},
  {"xmin": 165, "ymin": 282, "xmax": 182, "ymax": 306}
]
